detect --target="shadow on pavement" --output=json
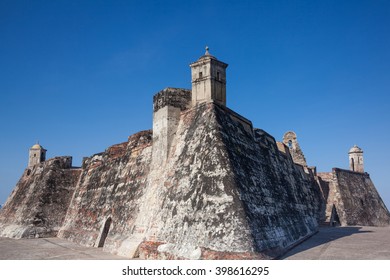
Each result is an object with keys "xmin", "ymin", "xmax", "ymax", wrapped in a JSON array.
[{"xmin": 280, "ymin": 226, "xmax": 373, "ymax": 259}]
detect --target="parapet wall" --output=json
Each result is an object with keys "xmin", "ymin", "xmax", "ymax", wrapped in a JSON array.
[
  {"xmin": 153, "ymin": 88, "xmax": 191, "ymax": 112},
  {"xmin": 222, "ymin": 105, "xmax": 253, "ymax": 135}
]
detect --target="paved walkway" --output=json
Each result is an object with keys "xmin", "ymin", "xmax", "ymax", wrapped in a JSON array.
[
  {"xmin": 282, "ymin": 226, "xmax": 390, "ymax": 260},
  {"xmin": 0, "ymin": 226, "xmax": 389, "ymax": 260},
  {"xmin": 0, "ymin": 237, "xmax": 126, "ymax": 260}
]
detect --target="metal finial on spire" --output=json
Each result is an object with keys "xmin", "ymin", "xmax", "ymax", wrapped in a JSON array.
[{"xmin": 205, "ymin": 46, "xmax": 210, "ymax": 55}]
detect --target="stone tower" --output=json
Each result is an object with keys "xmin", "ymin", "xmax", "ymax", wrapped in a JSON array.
[
  {"xmin": 190, "ymin": 47, "xmax": 228, "ymax": 107},
  {"xmin": 349, "ymin": 145, "xmax": 364, "ymax": 173},
  {"xmin": 283, "ymin": 131, "xmax": 307, "ymax": 166},
  {"xmin": 28, "ymin": 143, "xmax": 47, "ymax": 167},
  {"xmin": 152, "ymin": 88, "xmax": 191, "ymax": 164}
]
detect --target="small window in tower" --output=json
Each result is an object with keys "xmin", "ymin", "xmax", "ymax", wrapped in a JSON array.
[
  {"xmin": 288, "ymin": 140, "xmax": 292, "ymax": 148},
  {"xmin": 217, "ymin": 72, "xmax": 220, "ymax": 80},
  {"xmin": 34, "ymin": 154, "xmax": 36, "ymax": 157},
  {"xmin": 199, "ymin": 72, "xmax": 203, "ymax": 79}
]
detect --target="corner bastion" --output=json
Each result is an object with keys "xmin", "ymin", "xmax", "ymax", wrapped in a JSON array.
[
  {"xmin": 0, "ymin": 157, "xmax": 80, "ymax": 238},
  {"xmin": 317, "ymin": 169, "xmax": 390, "ymax": 226}
]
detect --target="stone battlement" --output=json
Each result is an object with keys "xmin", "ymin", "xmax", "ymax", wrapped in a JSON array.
[
  {"xmin": 153, "ymin": 88, "xmax": 191, "ymax": 112},
  {"xmin": 27, "ymin": 156, "xmax": 73, "ymax": 171}
]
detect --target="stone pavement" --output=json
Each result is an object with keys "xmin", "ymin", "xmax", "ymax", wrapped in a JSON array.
[
  {"xmin": 0, "ymin": 226, "xmax": 389, "ymax": 260},
  {"xmin": 0, "ymin": 237, "xmax": 126, "ymax": 260},
  {"xmin": 282, "ymin": 226, "xmax": 390, "ymax": 260}
]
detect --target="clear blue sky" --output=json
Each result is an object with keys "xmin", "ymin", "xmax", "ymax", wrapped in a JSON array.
[{"xmin": 1, "ymin": 0, "xmax": 389, "ymax": 208}]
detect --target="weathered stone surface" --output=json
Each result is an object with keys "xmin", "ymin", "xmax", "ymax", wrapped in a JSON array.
[
  {"xmin": 57, "ymin": 130, "xmax": 153, "ymax": 255},
  {"xmin": 153, "ymin": 88, "xmax": 191, "ymax": 112},
  {"xmin": 147, "ymin": 103, "xmax": 257, "ymax": 259},
  {"xmin": 124, "ymin": 103, "xmax": 322, "ymax": 259},
  {"xmin": 214, "ymin": 105, "xmax": 322, "ymax": 257},
  {"xmin": 318, "ymin": 169, "xmax": 390, "ymax": 226},
  {"xmin": 0, "ymin": 157, "xmax": 80, "ymax": 238},
  {"xmin": 137, "ymin": 241, "xmax": 268, "ymax": 260}
]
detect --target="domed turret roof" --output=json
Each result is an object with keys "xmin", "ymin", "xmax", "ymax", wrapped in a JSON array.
[
  {"xmin": 349, "ymin": 145, "xmax": 363, "ymax": 153},
  {"xmin": 31, "ymin": 143, "xmax": 43, "ymax": 149},
  {"xmin": 198, "ymin": 46, "xmax": 217, "ymax": 60}
]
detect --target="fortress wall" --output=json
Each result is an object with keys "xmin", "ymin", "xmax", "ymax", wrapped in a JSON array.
[
  {"xmin": 137, "ymin": 103, "xmax": 322, "ymax": 259},
  {"xmin": 4, "ymin": 99, "xmax": 387, "ymax": 259},
  {"xmin": 331, "ymin": 168, "xmax": 390, "ymax": 226},
  {"xmin": 223, "ymin": 106, "xmax": 253, "ymax": 135},
  {"xmin": 106, "ymin": 142, "xmax": 128, "ymax": 160},
  {"xmin": 254, "ymin": 129, "xmax": 277, "ymax": 148},
  {"xmin": 214, "ymin": 104, "xmax": 322, "ymax": 257},
  {"xmin": 0, "ymin": 157, "xmax": 80, "ymax": 238},
  {"xmin": 317, "ymin": 172, "xmax": 336, "ymax": 223},
  {"xmin": 275, "ymin": 141, "xmax": 290, "ymax": 157},
  {"xmin": 146, "ymin": 103, "xmax": 257, "ymax": 259},
  {"xmin": 58, "ymin": 131, "xmax": 153, "ymax": 254},
  {"xmin": 315, "ymin": 173, "xmax": 332, "ymax": 222}
]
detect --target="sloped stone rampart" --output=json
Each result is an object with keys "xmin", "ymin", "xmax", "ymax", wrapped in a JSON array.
[
  {"xmin": 214, "ymin": 104, "xmax": 322, "ymax": 256},
  {"xmin": 58, "ymin": 130, "xmax": 153, "ymax": 255},
  {"xmin": 148, "ymin": 103, "xmax": 256, "ymax": 259},
  {"xmin": 0, "ymin": 157, "xmax": 80, "ymax": 238},
  {"xmin": 139, "ymin": 103, "xmax": 322, "ymax": 259},
  {"xmin": 318, "ymin": 169, "xmax": 390, "ymax": 226}
]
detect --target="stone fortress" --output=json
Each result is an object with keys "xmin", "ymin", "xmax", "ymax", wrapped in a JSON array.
[{"xmin": 0, "ymin": 48, "xmax": 389, "ymax": 259}]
